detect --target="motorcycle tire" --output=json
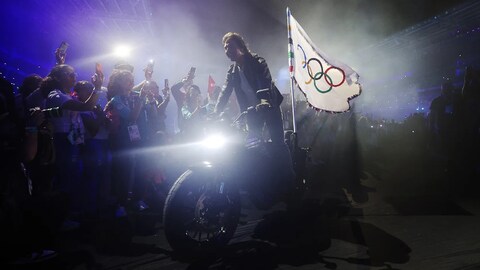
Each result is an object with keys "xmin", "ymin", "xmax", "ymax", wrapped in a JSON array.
[{"xmin": 163, "ymin": 169, "xmax": 241, "ymax": 256}]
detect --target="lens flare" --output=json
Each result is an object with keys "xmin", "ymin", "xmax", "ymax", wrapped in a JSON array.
[
  {"xmin": 201, "ymin": 134, "xmax": 226, "ymax": 149},
  {"xmin": 114, "ymin": 45, "xmax": 131, "ymax": 58}
]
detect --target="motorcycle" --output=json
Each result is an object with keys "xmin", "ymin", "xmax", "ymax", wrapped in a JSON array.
[{"xmin": 163, "ymin": 106, "xmax": 310, "ymax": 255}]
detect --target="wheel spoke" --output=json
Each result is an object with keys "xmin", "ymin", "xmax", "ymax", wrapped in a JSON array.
[
  {"xmin": 183, "ymin": 219, "xmax": 195, "ymax": 228},
  {"xmin": 167, "ymin": 176, "xmax": 239, "ymax": 246}
]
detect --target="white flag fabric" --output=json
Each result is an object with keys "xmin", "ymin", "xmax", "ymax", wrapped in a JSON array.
[{"xmin": 287, "ymin": 8, "xmax": 361, "ymax": 112}]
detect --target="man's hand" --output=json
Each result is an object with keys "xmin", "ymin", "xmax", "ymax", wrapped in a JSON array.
[
  {"xmin": 162, "ymin": 86, "xmax": 170, "ymax": 100},
  {"xmin": 144, "ymin": 68, "xmax": 153, "ymax": 81},
  {"xmin": 207, "ymin": 111, "xmax": 222, "ymax": 121},
  {"xmin": 182, "ymin": 70, "xmax": 195, "ymax": 87},
  {"xmin": 139, "ymin": 84, "xmax": 150, "ymax": 101},
  {"xmin": 181, "ymin": 76, "xmax": 193, "ymax": 88},
  {"xmin": 91, "ymin": 72, "xmax": 104, "ymax": 90},
  {"xmin": 92, "ymin": 105, "xmax": 107, "ymax": 120},
  {"xmin": 255, "ymin": 99, "xmax": 271, "ymax": 112}
]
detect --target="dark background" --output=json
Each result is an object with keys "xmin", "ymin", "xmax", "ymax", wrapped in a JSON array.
[{"xmin": 1, "ymin": 0, "xmax": 479, "ymax": 122}]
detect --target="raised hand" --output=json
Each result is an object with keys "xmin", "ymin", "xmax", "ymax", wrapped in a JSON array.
[
  {"xmin": 255, "ymin": 99, "xmax": 272, "ymax": 112},
  {"xmin": 162, "ymin": 85, "xmax": 170, "ymax": 99},
  {"xmin": 91, "ymin": 73, "xmax": 104, "ymax": 90},
  {"xmin": 144, "ymin": 68, "xmax": 153, "ymax": 81},
  {"xmin": 55, "ymin": 48, "xmax": 66, "ymax": 65}
]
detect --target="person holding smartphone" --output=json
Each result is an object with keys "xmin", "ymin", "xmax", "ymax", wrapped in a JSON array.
[
  {"xmin": 55, "ymin": 41, "xmax": 68, "ymax": 66},
  {"xmin": 143, "ymin": 79, "xmax": 170, "ymax": 138},
  {"xmin": 171, "ymin": 67, "xmax": 196, "ymax": 134},
  {"xmin": 179, "ymin": 83, "xmax": 207, "ymax": 141},
  {"xmin": 104, "ymin": 69, "xmax": 148, "ymax": 217},
  {"xmin": 130, "ymin": 78, "xmax": 171, "ymax": 212}
]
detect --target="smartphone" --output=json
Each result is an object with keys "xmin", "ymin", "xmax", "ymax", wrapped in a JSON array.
[
  {"xmin": 95, "ymin": 62, "xmax": 103, "ymax": 74},
  {"xmin": 187, "ymin": 67, "xmax": 196, "ymax": 80},
  {"xmin": 146, "ymin": 59, "xmax": 155, "ymax": 72},
  {"xmin": 164, "ymin": 79, "xmax": 169, "ymax": 88},
  {"xmin": 58, "ymin": 41, "xmax": 69, "ymax": 55},
  {"xmin": 189, "ymin": 67, "xmax": 196, "ymax": 76}
]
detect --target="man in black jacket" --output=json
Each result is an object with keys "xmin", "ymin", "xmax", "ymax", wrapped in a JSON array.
[
  {"xmin": 215, "ymin": 32, "xmax": 294, "ymax": 208},
  {"xmin": 215, "ymin": 32, "xmax": 285, "ymax": 144}
]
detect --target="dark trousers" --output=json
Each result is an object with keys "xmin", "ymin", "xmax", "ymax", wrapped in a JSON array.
[
  {"xmin": 53, "ymin": 133, "xmax": 82, "ymax": 212},
  {"xmin": 110, "ymin": 148, "xmax": 133, "ymax": 206},
  {"xmin": 247, "ymin": 106, "xmax": 285, "ymax": 145}
]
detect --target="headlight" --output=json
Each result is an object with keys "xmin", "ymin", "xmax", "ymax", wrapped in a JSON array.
[{"xmin": 201, "ymin": 134, "xmax": 227, "ymax": 149}]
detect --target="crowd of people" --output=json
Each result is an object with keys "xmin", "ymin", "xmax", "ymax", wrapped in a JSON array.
[
  {"xmin": 1, "ymin": 30, "xmax": 479, "ymax": 265},
  {"xmin": 428, "ymin": 67, "xmax": 480, "ymax": 194},
  {"xmin": 0, "ymin": 32, "xmax": 295, "ymax": 264}
]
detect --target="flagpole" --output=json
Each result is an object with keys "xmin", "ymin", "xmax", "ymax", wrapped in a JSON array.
[{"xmin": 286, "ymin": 7, "xmax": 297, "ymax": 134}]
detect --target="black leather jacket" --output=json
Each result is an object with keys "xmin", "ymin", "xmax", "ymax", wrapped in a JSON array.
[{"xmin": 215, "ymin": 53, "xmax": 283, "ymax": 113}]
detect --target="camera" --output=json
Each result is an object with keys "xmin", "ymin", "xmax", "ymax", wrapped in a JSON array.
[
  {"xmin": 42, "ymin": 107, "xmax": 63, "ymax": 118},
  {"xmin": 188, "ymin": 67, "xmax": 196, "ymax": 78}
]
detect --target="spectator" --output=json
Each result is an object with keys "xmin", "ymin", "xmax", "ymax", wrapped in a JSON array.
[
  {"xmin": 1, "ymin": 78, "xmax": 66, "ymax": 264},
  {"xmin": 105, "ymin": 69, "xmax": 146, "ymax": 217},
  {"xmin": 73, "ymin": 81, "xmax": 109, "ymax": 218},
  {"xmin": 171, "ymin": 68, "xmax": 196, "ymax": 134},
  {"xmin": 41, "ymin": 64, "xmax": 99, "ymax": 219},
  {"xmin": 428, "ymin": 81, "xmax": 459, "ymax": 152},
  {"xmin": 15, "ymin": 74, "xmax": 43, "ymax": 121},
  {"xmin": 180, "ymin": 84, "xmax": 207, "ymax": 141},
  {"xmin": 132, "ymin": 79, "xmax": 170, "ymax": 212}
]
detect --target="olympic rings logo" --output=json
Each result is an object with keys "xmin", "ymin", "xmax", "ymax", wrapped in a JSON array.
[{"xmin": 297, "ymin": 44, "xmax": 346, "ymax": 94}]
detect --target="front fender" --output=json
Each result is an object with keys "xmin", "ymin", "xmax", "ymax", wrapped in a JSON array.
[
  {"xmin": 187, "ymin": 161, "xmax": 222, "ymax": 172},
  {"xmin": 182, "ymin": 161, "xmax": 240, "ymax": 186}
]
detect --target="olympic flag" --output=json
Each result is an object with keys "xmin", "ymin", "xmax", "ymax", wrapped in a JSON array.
[{"xmin": 287, "ymin": 8, "xmax": 361, "ymax": 112}]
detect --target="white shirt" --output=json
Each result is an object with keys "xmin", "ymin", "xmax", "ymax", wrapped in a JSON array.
[{"xmin": 238, "ymin": 67, "xmax": 259, "ymax": 108}]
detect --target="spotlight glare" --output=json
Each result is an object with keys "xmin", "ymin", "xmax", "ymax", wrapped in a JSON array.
[
  {"xmin": 114, "ymin": 45, "xmax": 131, "ymax": 58},
  {"xmin": 201, "ymin": 134, "xmax": 227, "ymax": 149},
  {"xmin": 202, "ymin": 161, "xmax": 213, "ymax": 167}
]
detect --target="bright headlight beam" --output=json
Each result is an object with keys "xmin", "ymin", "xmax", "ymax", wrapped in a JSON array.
[{"xmin": 201, "ymin": 134, "xmax": 226, "ymax": 149}]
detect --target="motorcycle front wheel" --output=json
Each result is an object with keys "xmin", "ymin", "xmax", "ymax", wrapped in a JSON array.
[{"xmin": 163, "ymin": 169, "xmax": 241, "ymax": 255}]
